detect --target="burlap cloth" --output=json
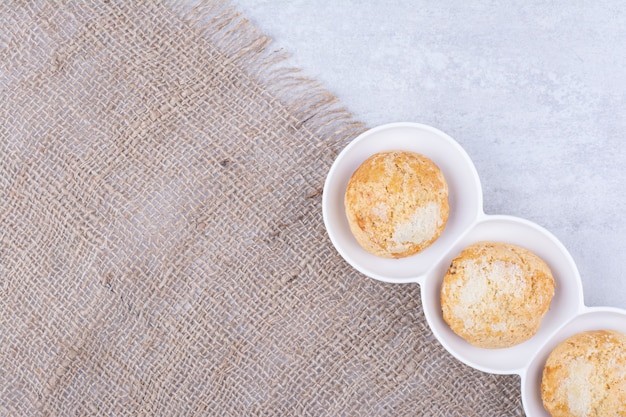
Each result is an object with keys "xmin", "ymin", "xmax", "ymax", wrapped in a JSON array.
[{"xmin": 0, "ymin": 2, "xmax": 525, "ymax": 415}]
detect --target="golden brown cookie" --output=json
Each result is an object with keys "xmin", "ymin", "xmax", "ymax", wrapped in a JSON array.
[
  {"xmin": 541, "ymin": 330, "xmax": 626, "ymax": 417},
  {"xmin": 344, "ymin": 150, "xmax": 449, "ymax": 258},
  {"xmin": 440, "ymin": 241, "xmax": 555, "ymax": 348}
]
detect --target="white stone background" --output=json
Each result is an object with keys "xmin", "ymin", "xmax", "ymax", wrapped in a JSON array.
[{"xmin": 232, "ymin": 0, "xmax": 626, "ymax": 309}]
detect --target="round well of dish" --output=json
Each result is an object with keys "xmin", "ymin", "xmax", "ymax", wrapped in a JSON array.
[
  {"xmin": 522, "ymin": 308, "xmax": 626, "ymax": 417},
  {"xmin": 421, "ymin": 215, "xmax": 583, "ymax": 375},
  {"xmin": 322, "ymin": 122, "xmax": 482, "ymax": 282}
]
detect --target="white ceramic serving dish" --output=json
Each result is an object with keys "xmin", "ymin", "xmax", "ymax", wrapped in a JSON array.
[{"xmin": 322, "ymin": 122, "xmax": 626, "ymax": 417}]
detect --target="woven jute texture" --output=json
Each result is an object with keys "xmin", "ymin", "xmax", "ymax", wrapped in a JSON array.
[{"xmin": 0, "ymin": 2, "xmax": 524, "ymax": 415}]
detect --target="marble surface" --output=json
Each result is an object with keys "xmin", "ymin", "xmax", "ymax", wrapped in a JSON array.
[{"xmin": 232, "ymin": 0, "xmax": 626, "ymax": 309}]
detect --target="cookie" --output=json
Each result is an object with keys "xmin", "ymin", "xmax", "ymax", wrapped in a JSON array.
[
  {"xmin": 541, "ymin": 330, "xmax": 626, "ymax": 417},
  {"xmin": 344, "ymin": 150, "xmax": 449, "ymax": 258},
  {"xmin": 440, "ymin": 241, "xmax": 555, "ymax": 348}
]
